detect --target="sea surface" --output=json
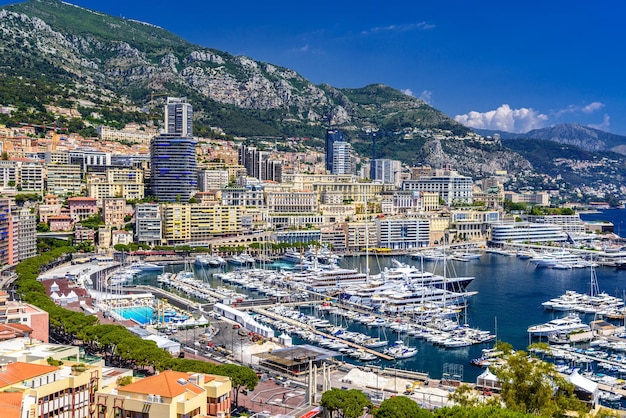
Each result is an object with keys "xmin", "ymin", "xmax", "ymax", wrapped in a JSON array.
[
  {"xmin": 135, "ymin": 210, "xmax": 626, "ymax": 382},
  {"xmin": 580, "ymin": 208, "xmax": 626, "ymax": 237}
]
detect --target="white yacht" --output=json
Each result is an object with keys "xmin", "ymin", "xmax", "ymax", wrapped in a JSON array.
[
  {"xmin": 527, "ymin": 313, "xmax": 590, "ymax": 337},
  {"xmin": 384, "ymin": 340, "xmax": 418, "ymax": 359}
]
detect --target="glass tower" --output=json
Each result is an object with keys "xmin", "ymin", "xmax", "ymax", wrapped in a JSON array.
[{"xmin": 150, "ymin": 98, "xmax": 197, "ymax": 202}]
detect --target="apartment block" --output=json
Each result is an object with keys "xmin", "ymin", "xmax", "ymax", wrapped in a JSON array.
[
  {"xmin": 68, "ymin": 197, "xmax": 98, "ymax": 222},
  {"xmin": 95, "ymin": 370, "xmax": 231, "ymax": 418},
  {"xmin": 102, "ymin": 198, "xmax": 126, "ymax": 229},
  {"xmin": 46, "ymin": 164, "xmax": 83, "ymax": 196},
  {"xmin": 135, "ymin": 204, "xmax": 162, "ymax": 246}
]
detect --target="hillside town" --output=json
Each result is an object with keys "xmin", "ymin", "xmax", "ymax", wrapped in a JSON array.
[{"xmin": 0, "ymin": 98, "xmax": 621, "ymax": 267}]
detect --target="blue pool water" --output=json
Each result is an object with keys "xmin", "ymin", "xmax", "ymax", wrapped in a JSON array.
[{"xmin": 114, "ymin": 306, "xmax": 154, "ymax": 325}]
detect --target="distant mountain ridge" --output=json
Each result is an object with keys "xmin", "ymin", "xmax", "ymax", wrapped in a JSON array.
[{"xmin": 475, "ymin": 124, "xmax": 626, "ymax": 155}]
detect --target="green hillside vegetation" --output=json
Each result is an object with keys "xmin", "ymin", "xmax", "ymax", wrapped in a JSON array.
[
  {"xmin": 504, "ymin": 138, "xmax": 626, "ymax": 186},
  {"xmin": 7, "ymin": 0, "xmax": 189, "ymax": 52}
]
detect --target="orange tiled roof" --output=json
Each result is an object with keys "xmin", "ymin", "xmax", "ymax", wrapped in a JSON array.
[
  {"xmin": 120, "ymin": 370, "xmax": 205, "ymax": 397},
  {"xmin": 0, "ymin": 392, "xmax": 23, "ymax": 418},
  {"xmin": 4, "ymin": 323, "xmax": 33, "ymax": 333},
  {"xmin": 0, "ymin": 362, "xmax": 58, "ymax": 388}
]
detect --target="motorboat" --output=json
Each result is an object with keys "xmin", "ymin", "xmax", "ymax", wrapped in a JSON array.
[
  {"xmin": 384, "ymin": 340, "xmax": 418, "ymax": 359},
  {"xmin": 527, "ymin": 313, "xmax": 590, "ymax": 337}
]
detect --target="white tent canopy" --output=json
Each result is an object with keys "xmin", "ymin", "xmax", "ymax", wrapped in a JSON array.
[{"xmin": 476, "ymin": 367, "xmax": 501, "ymax": 390}]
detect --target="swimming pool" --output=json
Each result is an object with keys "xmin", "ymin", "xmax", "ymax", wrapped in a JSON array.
[{"xmin": 114, "ymin": 306, "xmax": 154, "ymax": 325}]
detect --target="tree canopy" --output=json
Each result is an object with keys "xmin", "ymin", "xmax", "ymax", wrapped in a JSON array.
[
  {"xmin": 321, "ymin": 388, "xmax": 372, "ymax": 418},
  {"xmin": 374, "ymin": 395, "xmax": 430, "ymax": 418},
  {"xmin": 492, "ymin": 350, "xmax": 588, "ymax": 417}
]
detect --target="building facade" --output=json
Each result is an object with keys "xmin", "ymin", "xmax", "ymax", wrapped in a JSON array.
[
  {"xmin": 401, "ymin": 170, "xmax": 473, "ymax": 205},
  {"xmin": 135, "ymin": 204, "xmax": 162, "ymax": 246},
  {"xmin": 46, "ymin": 164, "xmax": 83, "ymax": 196},
  {"xmin": 150, "ymin": 98, "xmax": 197, "ymax": 202},
  {"xmin": 376, "ymin": 217, "xmax": 430, "ymax": 249}
]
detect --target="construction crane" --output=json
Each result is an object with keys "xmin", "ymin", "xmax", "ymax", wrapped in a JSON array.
[{"xmin": 150, "ymin": 92, "xmax": 170, "ymax": 108}]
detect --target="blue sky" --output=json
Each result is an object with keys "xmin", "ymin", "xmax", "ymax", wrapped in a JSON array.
[{"xmin": 4, "ymin": 0, "xmax": 626, "ymax": 134}]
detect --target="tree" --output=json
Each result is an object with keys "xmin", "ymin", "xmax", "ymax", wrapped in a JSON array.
[
  {"xmin": 492, "ymin": 350, "xmax": 587, "ymax": 417},
  {"xmin": 448, "ymin": 384, "xmax": 481, "ymax": 409},
  {"xmin": 374, "ymin": 396, "xmax": 430, "ymax": 418},
  {"xmin": 212, "ymin": 364, "xmax": 258, "ymax": 408},
  {"xmin": 320, "ymin": 388, "xmax": 372, "ymax": 418}
]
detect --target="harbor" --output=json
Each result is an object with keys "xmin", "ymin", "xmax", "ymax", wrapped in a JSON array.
[{"xmin": 34, "ymin": 213, "xmax": 626, "ymax": 409}]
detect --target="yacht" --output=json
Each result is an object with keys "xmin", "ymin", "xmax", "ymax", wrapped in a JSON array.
[
  {"xmin": 304, "ymin": 267, "xmax": 369, "ymax": 292},
  {"xmin": 128, "ymin": 261, "xmax": 163, "ymax": 272},
  {"xmin": 527, "ymin": 313, "xmax": 591, "ymax": 337},
  {"xmin": 384, "ymin": 340, "xmax": 418, "ymax": 359},
  {"xmin": 197, "ymin": 255, "xmax": 226, "ymax": 267},
  {"xmin": 228, "ymin": 253, "xmax": 255, "ymax": 266}
]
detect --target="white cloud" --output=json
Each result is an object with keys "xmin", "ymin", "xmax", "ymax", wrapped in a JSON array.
[
  {"xmin": 454, "ymin": 104, "xmax": 548, "ymax": 133},
  {"xmin": 401, "ymin": 89, "xmax": 414, "ymax": 97},
  {"xmin": 556, "ymin": 101, "xmax": 605, "ymax": 117},
  {"xmin": 362, "ymin": 22, "xmax": 435, "ymax": 35},
  {"xmin": 582, "ymin": 101, "xmax": 605, "ymax": 114},
  {"xmin": 419, "ymin": 90, "xmax": 433, "ymax": 104},
  {"xmin": 588, "ymin": 114, "xmax": 610, "ymax": 131}
]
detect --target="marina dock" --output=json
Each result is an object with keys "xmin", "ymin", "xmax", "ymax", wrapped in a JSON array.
[{"xmin": 251, "ymin": 306, "xmax": 394, "ymax": 361}]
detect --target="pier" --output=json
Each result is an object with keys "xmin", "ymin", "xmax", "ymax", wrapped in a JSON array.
[{"xmin": 251, "ymin": 306, "xmax": 394, "ymax": 361}]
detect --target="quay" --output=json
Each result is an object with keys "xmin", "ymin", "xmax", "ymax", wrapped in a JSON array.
[{"xmin": 251, "ymin": 306, "xmax": 394, "ymax": 361}]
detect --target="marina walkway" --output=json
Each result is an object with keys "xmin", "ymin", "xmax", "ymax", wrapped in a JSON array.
[{"xmin": 251, "ymin": 306, "xmax": 394, "ymax": 361}]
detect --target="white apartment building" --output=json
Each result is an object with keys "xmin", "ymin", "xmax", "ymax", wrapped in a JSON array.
[
  {"xmin": 15, "ymin": 207, "xmax": 36, "ymax": 261},
  {"xmin": 45, "ymin": 164, "xmax": 83, "ymax": 196},
  {"xmin": 266, "ymin": 191, "xmax": 318, "ymax": 214},
  {"xmin": 198, "ymin": 168, "xmax": 230, "ymax": 191},
  {"xmin": 69, "ymin": 150, "xmax": 111, "ymax": 169},
  {"xmin": 376, "ymin": 217, "xmax": 430, "ymax": 249},
  {"xmin": 19, "ymin": 162, "xmax": 45, "ymax": 192},
  {"xmin": 0, "ymin": 160, "xmax": 17, "ymax": 188},
  {"xmin": 401, "ymin": 170, "xmax": 473, "ymax": 205},
  {"xmin": 371, "ymin": 159, "xmax": 402, "ymax": 186},
  {"xmin": 135, "ymin": 204, "xmax": 162, "ymax": 247},
  {"xmin": 331, "ymin": 141, "xmax": 352, "ymax": 175}
]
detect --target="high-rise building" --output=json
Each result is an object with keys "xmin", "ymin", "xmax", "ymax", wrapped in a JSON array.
[
  {"xmin": 150, "ymin": 98, "xmax": 197, "ymax": 202},
  {"xmin": 0, "ymin": 198, "xmax": 10, "ymax": 265},
  {"xmin": 165, "ymin": 97, "xmax": 193, "ymax": 137},
  {"xmin": 371, "ymin": 159, "xmax": 402, "ymax": 185},
  {"xmin": 325, "ymin": 129, "xmax": 344, "ymax": 172},
  {"xmin": 331, "ymin": 140, "xmax": 352, "ymax": 175}
]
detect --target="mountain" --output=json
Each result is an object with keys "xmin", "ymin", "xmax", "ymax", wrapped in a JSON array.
[
  {"xmin": 475, "ymin": 124, "xmax": 626, "ymax": 155},
  {"xmin": 2, "ymin": 0, "xmax": 625, "ymax": 199},
  {"xmin": 0, "ymin": 0, "xmax": 463, "ymax": 140}
]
